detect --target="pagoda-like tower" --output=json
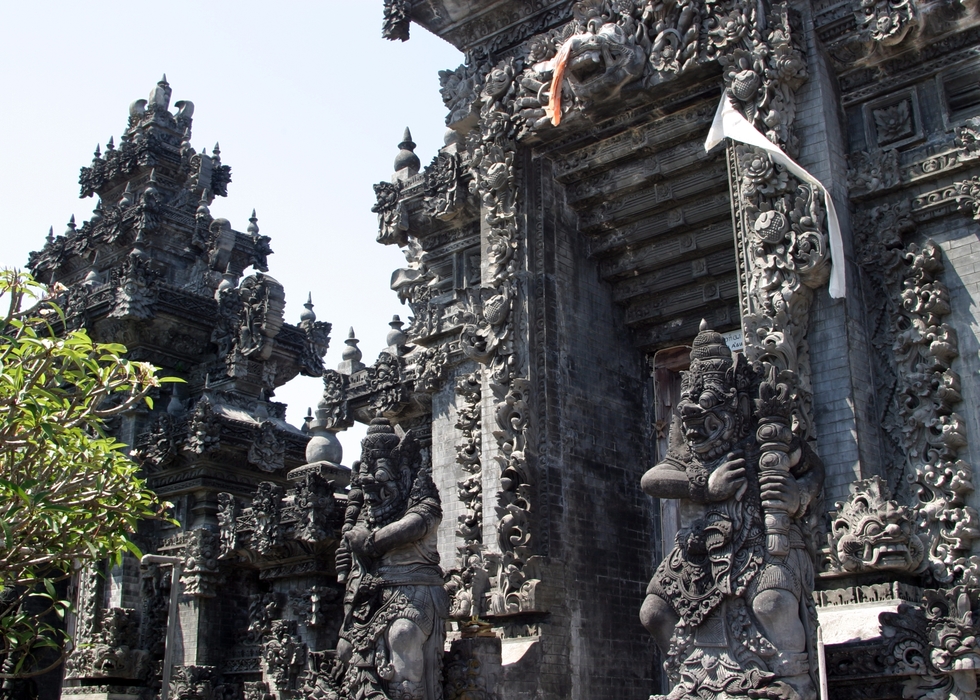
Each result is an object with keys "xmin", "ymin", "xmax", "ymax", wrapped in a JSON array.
[{"xmin": 28, "ymin": 77, "xmax": 348, "ymax": 700}]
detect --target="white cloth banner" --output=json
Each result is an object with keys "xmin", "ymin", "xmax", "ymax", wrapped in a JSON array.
[{"xmin": 704, "ymin": 95, "xmax": 846, "ymax": 299}]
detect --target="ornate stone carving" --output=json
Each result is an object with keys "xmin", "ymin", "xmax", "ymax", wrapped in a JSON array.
[
  {"xmin": 439, "ymin": 63, "xmax": 483, "ymax": 132},
  {"xmin": 848, "ymin": 149, "xmax": 900, "ymax": 196},
  {"xmin": 136, "ymin": 412, "xmax": 183, "ymax": 472},
  {"xmin": 298, "ymin": 297, "xmax": 331, "ymax": 377},
  {"xmin": 289, "ymin": 585, "xmax": 339, "ymax": 628},
  {"xmin": 491, "ymin": 377, "xmax": 533, "ymax": 562},
  {"xmin": 319, "ymin": 370, "xmax": 350, "ymax": 431},
  {"xmin": 953, "ymin": 176, "xmax": 980, "ymax": 220},
  {"xmin": 251, "ymin": 481, "xmax": 285, "ymax": 556},
  {"xmin": 546, "ymin": 11, "xmax": 646, "ymax": 123},
  {"xmin": 731, "ymin": 142, "xmax": 830, "ymax": 442},
  {"xmin": 367, "ymin": 351, "xmax": 406, "ymax": 415},
  {"xmin": 335, "ymin": 418, "xmax": 447, "ymax": 700},
  {"xmin": 639, "ymin": 325, "xmax": 824, "ymax": 700},
  {"xmin": 299, "ymin": 652, "xmax": 346, "ymax": 700},
  {"xmin": 828, "ymin": 476, "xmax": 925, "ymax": 574},
  {"xmin": 248, "ymin": 421, "xmax": 285, "ymax": 473},
  {"xmin": 293, "ymin": 471, "xmax": 337, "ymax": 544},
  {"xmin": 181, "ymin": 529, "xmax": 221, "ymax": 598},
  {"xmin": 646, "ymin": 0, "xmax": 701, "ymax": 76},
  {"xmin": 855, "ymin": 205, "xmax": 978, "ymax": 585},
  {"xmin": 242, "ymin": 681, "xmax": 274, "ymax": 700},
  {"xmin": 373, "ymin": 181, "xmax": 409, "ymax": 246},
  {"xmin": 414, "ymin": 345, "xmax": 450, "ymax": 393},
  {"xmin": 109, "ymin": 253, "xmax": 160, "ymax": 320},
  {"xmin": 246, "ymin": 211, "xmax": 272, "ymax": 273},
  {"xmin": 444, "ymin": 647, "xmax": 491, "ymax": 700},
  {"xmin": 914, "ymin": 587, "xmax": 980, "ymax": 700},
  {"xmin": 184, "ymin": 397, "xmax": 221, "ymax": 455},
  {"xmin": 820, "ymin": 596, "xmax": 927, "ymax": 698},
  {"xmin": 247, "ymin": 592, "xmax": 280, "ymax": 644},
  {"xmin": 422, "ymin": 151, "xmax": 465, "ymax": 222},
  {"xmin": 66, "ymin": 607, "xmax": 150, "ymax": 681},
  {"xmin": 716, "ymin": 5, "xmax": 807, "ymax": 150},
  {"xmin": 873, "ymin": 99, "xmax": 914, "ymax": 145},
  {"xmin": 136, "ymin": 564, "xmax": 169, "ymax": 687},
  {"xmin": 237, "ymin": 273, "xmax": 285, "ymax": 361},
  {"xmin": 263, "ymin": 620, "xmax": 307, "ymax": 691},
  {"xmin": 217, "ymin": 492, "xmax": 239, "ymax": 558},
  {"xmin": 391, "ymin": 239, "xmax": 442, "ymax": 343},
  {"xmin": 170, "ymin": 665, "xmax": 216, "ymax": 700},
  {"xmin": 447, "ymin": 372, "xmax": 488, "ymax": 619},
  {"xmin": 858, "ymin": 0, "xmax": 918, "ymax": 47},
  {"xmin": 457, "ymin": 51, "xmax": 544, "ymax": 618},
  {"xmin": 90, "ymin": 607, "xmax": 150, "ymax": 680},
  {"xmin": 382, "ymin": 0, "xmax": 411, "ymax": 42}
]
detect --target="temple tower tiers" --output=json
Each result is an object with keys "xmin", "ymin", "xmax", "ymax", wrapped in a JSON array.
[
  {"xmin": 28, "ymin": 78, "xmax": 347, "ymax": 700},
  {"xmin": 325, "ymin": 1, "xmax": 980, "ymax": 699}
]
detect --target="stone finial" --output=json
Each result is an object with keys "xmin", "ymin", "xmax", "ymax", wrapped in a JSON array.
[
  {"xmin": 213, "ymin": 142, "xmax": 222, "ymax": 160},
  {"xmin": 149, "ymin": 75, "xmax": 172, "ymax": 111},
  {"xmin": 342, "ymin": 328, "xmax": 362, "ymax": 362},
  {"xmin": 338, "ymin": 327, "xmax": 365, "ymax": 375},
  {"xmin": 167, "ymin": 390, "xmax": 184, "ymax": 416},
  {"xmin": 387, "ymin": 315, "xmax": 407, "ymax": 348},
  {"xmin": 66, "ymin": 215, "xmax": 76, "ymax": 235},
  {"xmin": 394, "ymin": 127, "xmax": 420, "ymax": 178},
  {"xmin": 196, "ymin": 190, "xmax": 211, "ymax": 219},
  {"xmin": 94, "ymin": 144, "xmax": 101, "ymax": 159},
  {"xmin": 131, "ymin": 230, "xmax": 149, "ymax": 260},
  {"xmin": 144, "ymin": 169, "xmax": 160, "ymax": 199},
  {"xmin": 91, "ymin": 199, "xmax": 104, "ymax": 224},
  {"xmin": 247, "ymin": 209, "xmax": 259, "ymax": 236},
  {"xmin": 120, "ymin": 182, "xmax": 134, "ymax": 208},
  {"xmin": 215, "ymin": 262, "xmax": 237, "ymax": 300},
  {"xmin": 106, "ymin": 136, "xmax": 115, "ymax": 151},
  {"xmin": 45, "ymin": 226, "xmax": 54, "ymax": 245},
  {"xmin": 300, "ymin": 293, "xmax": 316, "ymax": 325}
]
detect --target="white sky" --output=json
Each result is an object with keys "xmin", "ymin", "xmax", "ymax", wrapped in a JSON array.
[{"xmin": 0, "ymin": 2, "xmax": 464, "ymax": 462}]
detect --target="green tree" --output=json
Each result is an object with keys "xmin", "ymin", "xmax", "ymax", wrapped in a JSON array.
[{"xmin": 0, "ymin": 269, "xmax": 171, "ymax": 680}]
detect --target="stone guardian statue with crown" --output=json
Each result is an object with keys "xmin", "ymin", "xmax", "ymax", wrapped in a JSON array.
[
  {"xmin": 335, "ymin": 418, "xmax": 448, "ymax": 700},
  {"xmin": 639, "ymin": 323, "xmax": 824, "ymax": 700}
]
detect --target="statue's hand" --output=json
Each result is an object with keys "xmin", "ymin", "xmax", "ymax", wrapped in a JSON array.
[
  {"xmin": 345, "ymin": 525, "xmax": 376, "ymax": 558},
  {"xmin": 759, "ymin": 471, "xmax": 802, "ymax": 514},
  {"xmin": 706, "ymin": 453, "xmax": 747, "ymax": 501},
  {"xmin": 335, "ymin": 539, "xmax": 352, "ymax": 582}
]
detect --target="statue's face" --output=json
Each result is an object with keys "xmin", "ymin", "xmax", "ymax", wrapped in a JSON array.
[
  {"xmin": 362, "ymin": 457, "xmax": 403, "ymax": 514},
  {"xmin": 677, "ymin": 376, "xmax": 740, "ymax": 457},
  {"xmin": 564, "ymin": 22, "xmax": 645, "ymax": 102},
  {"xmin": 833, "ymin": 500, "xmax": 924, "ymax": 572}
]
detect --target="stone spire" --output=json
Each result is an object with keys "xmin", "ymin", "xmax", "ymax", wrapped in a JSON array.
[
  {"xmin": 300, "ymin": 293, "xmax": 316, "ymax": 325},
  {"xmin": 338, "ymin": 327, "xmax": 365, "ymax": 375},
  {"xmin": 386, "ymin": 315, "xmax": 407, "ymax": 349},
  {"xmin": 393, "ymin": 127, "xmax": 420, "ymax": 179}
]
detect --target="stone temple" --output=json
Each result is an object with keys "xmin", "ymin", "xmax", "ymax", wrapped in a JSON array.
[{"xmin": 15, "ymin": 0, "xmax": 980, "ymax": 699}]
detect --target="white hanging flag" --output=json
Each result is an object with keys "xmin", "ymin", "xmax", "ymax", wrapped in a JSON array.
[{"xmin": 705, "ymin": 94, "xmax": 846, "ymax": 299}]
